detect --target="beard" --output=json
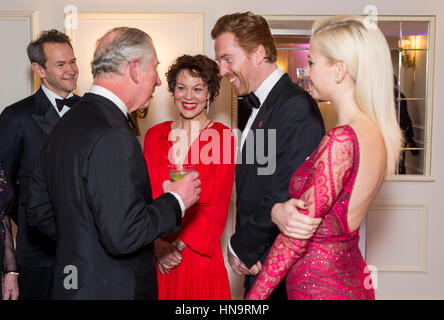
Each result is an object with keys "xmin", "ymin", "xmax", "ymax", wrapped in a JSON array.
[{"xmin": 228, "ymin": 72, "xmax": 250, "ymax": 96}]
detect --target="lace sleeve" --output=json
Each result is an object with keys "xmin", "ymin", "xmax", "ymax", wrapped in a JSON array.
[
  {"xmin": 246, "ymin": 127, "xmax": 356, "ymax": 300},
  {"xmin": 3, "ymin": 214, "xmax": 16, "ymax": 273},
  {"xmin": 1, "ymin": 165, "xmax": 16, "ymax": 273}
]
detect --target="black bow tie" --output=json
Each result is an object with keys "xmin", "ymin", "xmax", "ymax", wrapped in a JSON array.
[
  {"xmin": 127, "ymin": 114, "xmax": 136, "ymax": 129},
  {"xmin": 241, "ymin": 92, "xmax": 260, "ymax": 110},
  {"xmin": 55, "ymin": 96, "xmax": 80, "ymax": 112}
]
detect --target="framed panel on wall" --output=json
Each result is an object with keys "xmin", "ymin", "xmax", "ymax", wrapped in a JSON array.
[
  {"xmin": 66, "ymin": 12, "xmax": 204, "ymax": 136},
  {"xmin": 366, "ymin": 200, "xmax": 429, "ymax": 272},
  {"xmin": 0, "ymin": 11, "xmax": 38, "ymax": 112}
]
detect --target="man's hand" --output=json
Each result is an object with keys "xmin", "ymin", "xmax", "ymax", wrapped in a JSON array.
[
  {"xmin": 163, "ymin": 171, "xmax": 201, "ymax": 210},
  {"xmin": 154, "ymin": 239, "xmax": 182, "ymax": 275},
  {"xmin": 227, "ymin": 248, "xmax": 246, "ymax": 276},
  {"xmin": 271, "ymin": 198, "xmax": 322, "ymax": 239},
  {"xmin": 239, "ymin": 261, "xmax": 262, "ymax": 276},
  {"xmin": 227, "ymin": 247, "xmax": 262, "ymax": 276},
  {"xmin": 2, "ymin": 273, "xmax": 19, "ymax": 300},
  {"xmin": 173, "ymin": 237, "xmax": 187, "ymax": 252}
]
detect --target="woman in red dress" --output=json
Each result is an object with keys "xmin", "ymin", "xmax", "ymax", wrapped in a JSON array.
[
  {"xmin": 247, "ymin": 16, "xmax": 403, "ymax": 300},
  {"xmin": 143, "ymin": 55, "xmax": 235, "ymax": 299}
]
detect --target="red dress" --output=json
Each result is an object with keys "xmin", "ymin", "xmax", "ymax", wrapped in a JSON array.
[
  {"xmin": 246, "ymin": 126, "xmax": 375, "ymax": 300},
  {"xmin": 143, "ymin": 121, "xmax": 235, "ymax": 300}
]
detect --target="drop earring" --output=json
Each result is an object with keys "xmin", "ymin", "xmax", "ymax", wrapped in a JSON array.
[{"xmin": 206, "ymin": 99, "xmax": 210, "ymax": 114}]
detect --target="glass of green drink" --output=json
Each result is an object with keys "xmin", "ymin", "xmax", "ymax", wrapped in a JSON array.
[{"xmin": 168, "ymin": 164, "xmax": 195, "ymax": 182}]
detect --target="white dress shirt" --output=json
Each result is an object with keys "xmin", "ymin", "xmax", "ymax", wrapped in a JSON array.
[
  {"xmin": 239, "ymin": 68, "xmax": 284, "ymax": 150},
  {"xmin": 89, "ymin": 85, "xmax": 129, "ymax": 119},
  {"xmin": 230, "ymin": 67, "xmax": 285, "ymax": 263},
  {"xmin": 89, "ymin": 84, "xmax": 186, "ymax": 216},
  {"xmin": 41, "ymin": 84, "xmax": 74, "ymax": 117}
]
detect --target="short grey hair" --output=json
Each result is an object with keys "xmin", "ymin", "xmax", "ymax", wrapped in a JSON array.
[{"xmin": 91, "ymin": 27, "xmax": 154, "ymax": 77}]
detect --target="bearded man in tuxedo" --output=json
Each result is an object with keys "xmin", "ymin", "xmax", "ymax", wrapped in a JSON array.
[
  {"xmin": 26, "ymin": 27, "xmax": 201, "ymax": 299},
  {"xmin": 212, "ymin": 12, "xmax": 325, "ymax": 299},
  {"xmin": 0, "ymin": 29, "xmax": 80, "ymax": 299}
]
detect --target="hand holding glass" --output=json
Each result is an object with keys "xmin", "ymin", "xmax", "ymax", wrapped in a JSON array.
[{"xmin": 169, "ymin": 164, "xmax": 195, "ymax": 181}]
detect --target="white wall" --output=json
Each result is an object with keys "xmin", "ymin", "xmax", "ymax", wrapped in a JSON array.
[{"xmin": 1, "ymin": 0, "xmax": 443, "ymax": 299}]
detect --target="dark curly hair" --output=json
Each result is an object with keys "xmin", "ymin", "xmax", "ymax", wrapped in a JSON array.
[
  {"xmin": 166, "ymin": 55, "xmax": 221, "ymax": 104},
  {"xmin": 27, "ymin": 29, "xmax": 73, "ymax": 68}
]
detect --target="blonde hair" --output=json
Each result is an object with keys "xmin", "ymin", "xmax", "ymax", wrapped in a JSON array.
[{"xmin": 312, "ymin": 15, "xmax": 402, "ymax": 175}]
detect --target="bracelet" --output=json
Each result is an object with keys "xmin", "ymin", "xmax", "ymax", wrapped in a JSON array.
[{"xmin": 6, "ymin": 271, "xmax": 19, "ymax": 276}]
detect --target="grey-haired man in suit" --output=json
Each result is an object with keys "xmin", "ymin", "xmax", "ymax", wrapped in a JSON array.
[{"xmin": 26, "ymin": 27, "xmax": 201, "ymax": 299}]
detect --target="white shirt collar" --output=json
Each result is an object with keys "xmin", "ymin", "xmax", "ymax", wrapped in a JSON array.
[
  {"xmin": 240, "ymin": 68, "xmax": 284, "ymax": 150},
  {"xmin": 41, "ymin": 84, "xmax": 73, "ymax": 117},
  {"xmin": 89, "ymin": 85, "xmax": 129, "ymax": 119},
  {"xmin": 254, "ymin": 67, "xmax": 284, "ymax": 105}
]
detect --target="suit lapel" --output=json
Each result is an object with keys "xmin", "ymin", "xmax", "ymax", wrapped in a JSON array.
[
  {"xmin": 252, "ymin": 74, "xmax": 290, "ymax": 130},
  {"xmin": 235, "ymin": 74, "xmax": 291, "ymax": 194},
  {"xmin": 30, "ymin": 88, "xmax": 60, "ymax": 135},
  {"xmin": 83, "ymin": 93, "xmax": 132, "ymax": 130}
]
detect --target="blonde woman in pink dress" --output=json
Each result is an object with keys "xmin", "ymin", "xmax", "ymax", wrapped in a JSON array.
[{"xmin": 247, "ymin": 15, "xmax": 402, "ymax": 300}]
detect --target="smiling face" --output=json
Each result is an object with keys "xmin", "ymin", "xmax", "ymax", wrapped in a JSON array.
[
  {"xmin": 125, "ymin": 47, "xmax": 162, "ymax": 113},
  {"xmin": 34, "ymin": 42, "xmax": 78, "ymax": 98},
  {"xmin": 174, "ymin": 69, "xmax": 210, "ymax": 120},
  {"xmin": 136, "ymin": 51, "xmax": 161, "ymax": 111},
  {"xmin": 214, "ymin": 32, "xmax": 255, "ymax": 96},
  {"xmin": 306, "ymin": 37, "xmax": 337, "ymax": 101}
]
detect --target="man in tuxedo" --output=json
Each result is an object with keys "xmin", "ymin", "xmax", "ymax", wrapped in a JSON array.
[
  {"xmin": 212, "ymin": 12, "xmax": 325, "ymax": 299},
  {"xmin": 0, "ymin": 29, "xmax": 80, "ymax": 299},
  {"xmin": 26, "ymin": 27, "xmax": 201, "ymax": 300}
]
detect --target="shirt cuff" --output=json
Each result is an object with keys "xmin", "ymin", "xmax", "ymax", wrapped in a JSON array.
[
  {"xmin": 168, "ymin": 191, "xmax": 185, "ymax": 217},
  {"xmin": 228, "ymin": 239, "xmax": 242, "ymax": 262}
]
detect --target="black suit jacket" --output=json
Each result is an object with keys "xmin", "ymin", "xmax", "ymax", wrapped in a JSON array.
[
  {"xmin": 232, "ymin": 74, "xmax": 325, "ymax": 268},
  {"xmin": 26, "ymin": 93, "xmax": 182, "ymax": 299},
  {"xmin": 0, "ymin": 88, "xmax": 69, "ymax": 267}
]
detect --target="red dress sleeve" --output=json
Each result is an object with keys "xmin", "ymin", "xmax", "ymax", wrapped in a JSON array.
[
  {"xmin": 246, "ymin": 126, "xmax": 357, "ymax": 300},
  {"xmin": 143, "ymin": 122, "xmax": 171, "ymax": 200},
  {"xmin": 178, "ymin": 126, "xmax": 236, "ymax": 257}
]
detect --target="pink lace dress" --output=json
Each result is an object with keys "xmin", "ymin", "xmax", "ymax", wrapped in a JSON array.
[{"xmin": 246, "ymin": 126, "xmax": 375, "ymax": 300}]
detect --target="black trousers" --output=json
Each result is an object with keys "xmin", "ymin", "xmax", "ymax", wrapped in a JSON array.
[
  {"xmin": 244, "ymin": 274, "xmax": 288, "ymax": 300},
  {"xmin": 18, "ymin": 265, "xmax": 54, "ymax": 300}
]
